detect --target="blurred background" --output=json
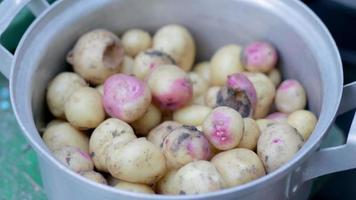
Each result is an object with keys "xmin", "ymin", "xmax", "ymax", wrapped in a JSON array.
[{"xmin": 0, "ymin": 0, "xmax": 355, "ymax": 199}]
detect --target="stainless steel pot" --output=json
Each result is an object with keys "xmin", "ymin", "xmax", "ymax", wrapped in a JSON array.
[{"xmin": 1, "ymin": 0, "xmax": 356, "ymax": 199}]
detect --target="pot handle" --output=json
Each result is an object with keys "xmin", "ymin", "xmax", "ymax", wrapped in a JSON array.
[
  {"xmin": 302, "ymin": 81, "xmax": 356, "ymax": 182},
  {"xmin": 0, "ymin": 0, "xmax": 49, "ymax": 79}
]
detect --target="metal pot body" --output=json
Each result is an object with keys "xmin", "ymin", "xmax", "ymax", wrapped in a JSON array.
[{"xmin": 1, "ymin": 0, "xmax": 356, "ymax": 200}]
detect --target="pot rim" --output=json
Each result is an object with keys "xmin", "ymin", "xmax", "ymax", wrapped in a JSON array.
[{"xmin": 9, "ymin": 0, "xmax": 343, "ymax": 199}]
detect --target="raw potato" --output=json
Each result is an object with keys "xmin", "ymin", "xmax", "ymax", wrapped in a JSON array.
[
  {"xmin": 203, "ymin": 106, "xmax": 243, "ymax": 150},
  {"xmin": 238, "ymin": 118, "xmax": 260, "ymax": 150},
  {"xmin": 121, "ymin": 29, "xmax": 152, "ymax": 57},
  {"xmin": 242, "ymin": 41, "xmax": 278, "ymax": 73},
  {"xmin": 96, "ymin": 84, "xmax": 104, "ymax": 96},
  {"xmin": 46, "ymin": 119, "xmax": 65, "ymax": 129},
  {"xmin": 268, "ymin": 68, "xmax": 282, "ymax": 87},
  {"xmin": 79, "ymin": 171, "xmax": 107, "ymax": 185},
  {"xmin": 114, "ymin": 180, "xmax": 155, "ymax": 194},
  {"xmin": 216, "ymin": 73, "xmax": 257, "ymax": 118},
  {"xmin": 65, "ymin": 87, "xmax": 105, "ymax": 130},
  {"xmin": 89, "ymin": 118, "xmax": 136, "ymax": 172},
  {"xmin": 192, "ymin": 95, "xmax": 205, "ymax": 105},
  {"xmin": 287, "ymin": 110, "xmax": 317, "ymax": 140},
  {"xmin": 103, "ymin": 74, "xmax": 152, "ymax": 122},
  {"xmin": 147, "ymin": 121, "xmax": 181, "ymax": 149},
  {"xmin": 194, "ymin": 61, "xmax": 211, "ymax": 82},
  {"xmin": 211, "ymin": 148, "xmax": 265, "ymax": 187},
  {"xmin": 204, "ymin": 86, "xmax": 221, "ymax": 108},
  {"xmin": 153, "ymin": 24, "xmax": 196, "ymax": 71},
  {"xmin": 275, "ymin": 79, "xmax": 306, "ymax": 113},
  {"xmin": 67, "ymin": 29, "xmax": 124, "ymax": 85},
  {"xmin": 46, "ymin": 72, "xmax": 87, "ymax": 118},
  {"xmin": 147, "ymin": 64, "xmax": 192, "ymax": 111},
  {"xmin": 266, "ymin": 112, "xmax": 288, "ymax": 123},
  {"xmin": 53, "ymin": 146, "xmax": 94, "ymax": 172},
  {"xmin": 107, "ymin": 138, "xmax": 166, "ymax": 184},
  {"xmin": 244, "ymin": 72, "xmax": 276, "ymax": 118},
  {"xmin": 174, "ymin": 161, "xmax": 225, "ymax": 195},
  {"xmin": 43, "ymin": 122, "xmax": 89, "ymax": 153},
  {"xmin": 188, "ymin": 72, "xmax": 209, "ymax": 99},
  {"xmin": 256, "ymin": 119, "xmax": 275, "ymax": 133},
  {"xmin": 257, "ymin": 123, "xmax": 304, "ymax": 173},
  {"xmin": 210, "ymin": 44, "xmax": 244, "ymax": 86},
  {"xmin": 156, "ymin": 170, "xmax": 178, "ymax": 194},
  {"xmin": 173, "ymin": 105, "xmax": 211, "ymax": 126},
  {"xmin": 133, "ymin": 49, "xmax": 174, "ymax": 79},
  {"xmin": 131, "ymin": 104, "xmax": 162, "ymax": 135},
  {"xmin": 120, "ymin": 56, "xmax": 134, "ymax": 75},
  {"xmin": 163, "ymin": 125, "xmax": 211, "ymax": 169},
  {"xmin": 107, "ymin": 175, "xmax": 120, "ymax": 186}
]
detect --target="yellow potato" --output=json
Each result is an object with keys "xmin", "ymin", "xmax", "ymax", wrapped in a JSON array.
[
  {"xmin": 275, "ymin": 79, "xmax": 306, "ymax": 113},
  {"xmin": 238, "ymin": 118, "xmax": 261, "ymax": 150},
  {"xmin": 193, "ymin": 61, "xmax": 211, "ymax": 82},
  {"xmin": 131, "ymin": 104, "xmax": 162, "ymax": 136},
  {"xmin": 79, "ymin": 171, "xmax": 107, "ymax": 185},
  {"xmin": 147, "ymin": 121, "xmax": 181, "ymax": 149},
  {"xmin": 287, "ymin": 110, "xmax": 317, "ymax": 140},
  {"xmin": 121, "ymin": 29, "xmax": 152, "ymax": 57},
  {"xmin": 114, "ymin": 180, "xmax": 155, "ymax": 194},
  {"xmin": 173, "ymin": 105, "xmax": 211, "ymax": 126},
  {"xmin": 268, "ymin": 68, "xmax": 282, "ymax": 87},
  {"xmin": 188, "ymin": 72, "xmax": 209, "ymax": 99},
  {"xmin": 204, "ymin": 86, "xmax": 221, "ymax": 108},
  {"xmin": 156, "ymin": 170, "xmax": 178, "ymax": 194},
  {"xmin": 53, "ymin": 146, "xmax": 93, "ymax": 172},
  {"xmin": 119, "ymin": 56, "xmax": 134, "ymax": 75}
]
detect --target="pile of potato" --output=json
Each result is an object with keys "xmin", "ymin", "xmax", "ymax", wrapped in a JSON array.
[{"xmin": 42, "ymin": 24, "xmax": 317, "ymax": 195}]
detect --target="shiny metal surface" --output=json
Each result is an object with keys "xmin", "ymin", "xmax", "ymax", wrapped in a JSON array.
[{"xmin": 0, "ymin": 0, "xmax": 355, "ymax": 199}]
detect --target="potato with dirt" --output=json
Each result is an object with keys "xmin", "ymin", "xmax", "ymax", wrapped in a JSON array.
[
  {"xmin": 275, "ymin": 79, "xmax": 307, "ymax": 113},
  {"xmin": 103, "ymin": 74, "xmax": 152, "ymax": 122},
  {"xmin": 238, "ymin": 118, "xmax": 261, "ymax": 150},
  {"xmin": 131, "ymin": 104, "xmax": 162, "ymax": 136},
  {"xmin": 287, "ymin": 110, "xmax": 317, "ymax": 140},
  {"xmin": 67, "ymin": 29, "xmax": 124, "ymax": 85},
  {"xmin": 53, "ymin": 146, "xmax": 94, "ymax": 172},
  {"xmin": 46, "ymin": 72, "xmax": 87, "ymax": 118},
  {"xmin": 133, "ymin": 49, "xmax": 175, "ymax": 79},
  {"xmin": 163, "ymin": 125, "xmax": 211, "ymax": 169},
  {"xmin": 173, "ymin": 160, "xmax": 225, "ymax": 195},
  {"xmin": 107, "ymin": 138, "xmax": 166, "ymax": 184},
  {"xmin": 65, "ymin": 87, "xmax": 105, "ymax": 129},
  {"xmin": 216, "ymin": 73, "xmax": 257, "ymax": 118},
  {"xmin": 147, "ymin": 121, "xmax": 181, "ymax": 149},
  {"xmin": 89, "ymin": 118, "xmax": 136, "ymax": 172},
  {"xmin": 257, "ymin": 123, "xmax": 304, "ymax": 173},
  {"xmin": 113, "ymin": 180, "xmax": 155, "ymax": 194},
  {"xmin": 244, "ymin": 72, "xmax": 276, "ymax": 118},
  {"xmin": 173, "ymin": 105, "xmax": 211, "ymax": 126},
  {"xmin": 147, "ymin": 64, "xmax": 192, "ymax": 111},
  {"xmin": 241, "ymin": 41, "xmax": 278, "ymax": 73},
  {"xmin": 79, "ymin": 171, "xmax": 107, "ymax": 185},
  {"xmin": 210, "ymin": 45, "xmax": 244, "ymax": 86},
  {"xmin": 153, "ymin": 24, "xmax": 196, "ymax": 71},
  {"xmin": 43, "ymin": 122, "xmax": 89, "ymax": 153},
  {"xmin": 211, "ymin": 148, "xmax": 265, "ymax": 187},
  {"xmin": 203, "ymin": 106, "xmax": 244, "ymax": 150},
  {"xmin": 121, "ymin": 29, "xmax": 152, "ymax": 57}
]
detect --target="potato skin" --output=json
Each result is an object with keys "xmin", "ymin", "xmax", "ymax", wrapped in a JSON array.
[
  {"xmin": 266, "ymin": 112, "xmax": 289, "ymax": 123},
  {"xmin": 67, "ymin": 29, "xmax": 124, "ymax": 85},
  {"xmin": 174, "ymin": 161, "xmax": 225, "ymax": 195},
  {"xmin": 147, "ymin": 121, "xmax": 181, "ymax": 149},
  {"xmin": 268, "ymin": 68, "xmax": 282, "ymax": 87},
  {"xmin": 121, "ymin": 29, "xmax": 152, "ymax": 57},
  {"xmin": 89, "ymin": 118, "xmax": 136, "ymax": 172},
  {"xmin": 275, "ymin": 79, "xmax": 306, "ymax": 113},
  {"xmin": 194, "ymin": 61, "xmax": 211, "ymax": 82},
  {"xmin": 204, "ymin": 86, "xmax": 221, "ymax": 108},
  {"xmin": 242, "ymin": 41, "xmax": 277, "ymax": 73},
  {"xmin": 156, "ymin": 170, "xmax": 178, "ymax": 194},
  {"xmin": 43, "ymin": 122, "xmax": 89, "ymax": 153},
  {"xmin": 163, "ymin": 125, "xmax": 211, "ymax": 169},
  {"xmin": 257, "ymin": 123, "xmax": 304, "ymax": 173},
  {"xmin": 79, "ymin": 171, "xmax": 108, "ymax": 185},
  {"xmin": 147, "ymin": 64, "xmax": 192, "ymax": 111},
  {"xmin": 211, "ymin": 148, "xmax": 265, "ymax": 187},
  {"xmin": 173, "ymin": 105, "xmax": 212, "ymax": 126},
  {"xmin": 210, "ymin": 44, "xmax": 244, "ymax": 86},
  {"xmin": 114, "ymin": 180, "xmax": 155, "ymax": 194},
  {"xmin": 287, "ymin": 110, "xmax": 317, "ymax": 140},
  {"xmin": 103, "ymin": 74, "xmax": 152, "ymax": 122},
  {"xmin": 203, "ymin": 106, "xmax": 243, "ymax": 150},
  {"xmin": 133, "ymin": 49, "xmax": 174, "ymax": 79},
  {"xmin": 46, "ymin": 72, "xmax": 87, "ymax": 118},
  {"xmin": 153, "ymin": 24, "xmax": 196, "ymax": 71},
  {"xmin": 238, "ymin": 118, "xmax": 261, "ymax": 150},
  {"xmin": 65, "ymin": 87, "xmax": 105, "ymax": 129},
  {"xmin": 131, "ymin": 104, "xmax": 162, "ymax": 136},
  {"xmin": 244, "ymin": 72, "xmax": 276, "ymax": 119},
  {"xmin": 53, "ymin": 146, "xmax": 94, "ymax": 172},
  {"xmin": 119, "ymin": 56, "xmax": 135, "ymax": 75},
  {"xmin": 107, "ymin": 138, "xmax": 166, "ymax": 184},
  {"xmin": 188, "ymin": 72, "xmax": 209, "ymax": 99}
]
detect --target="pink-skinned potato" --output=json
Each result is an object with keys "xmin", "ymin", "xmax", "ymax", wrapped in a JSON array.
[{"xmin": 242, "ymin": 41, "xmax": 278, "ymax": 73}]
